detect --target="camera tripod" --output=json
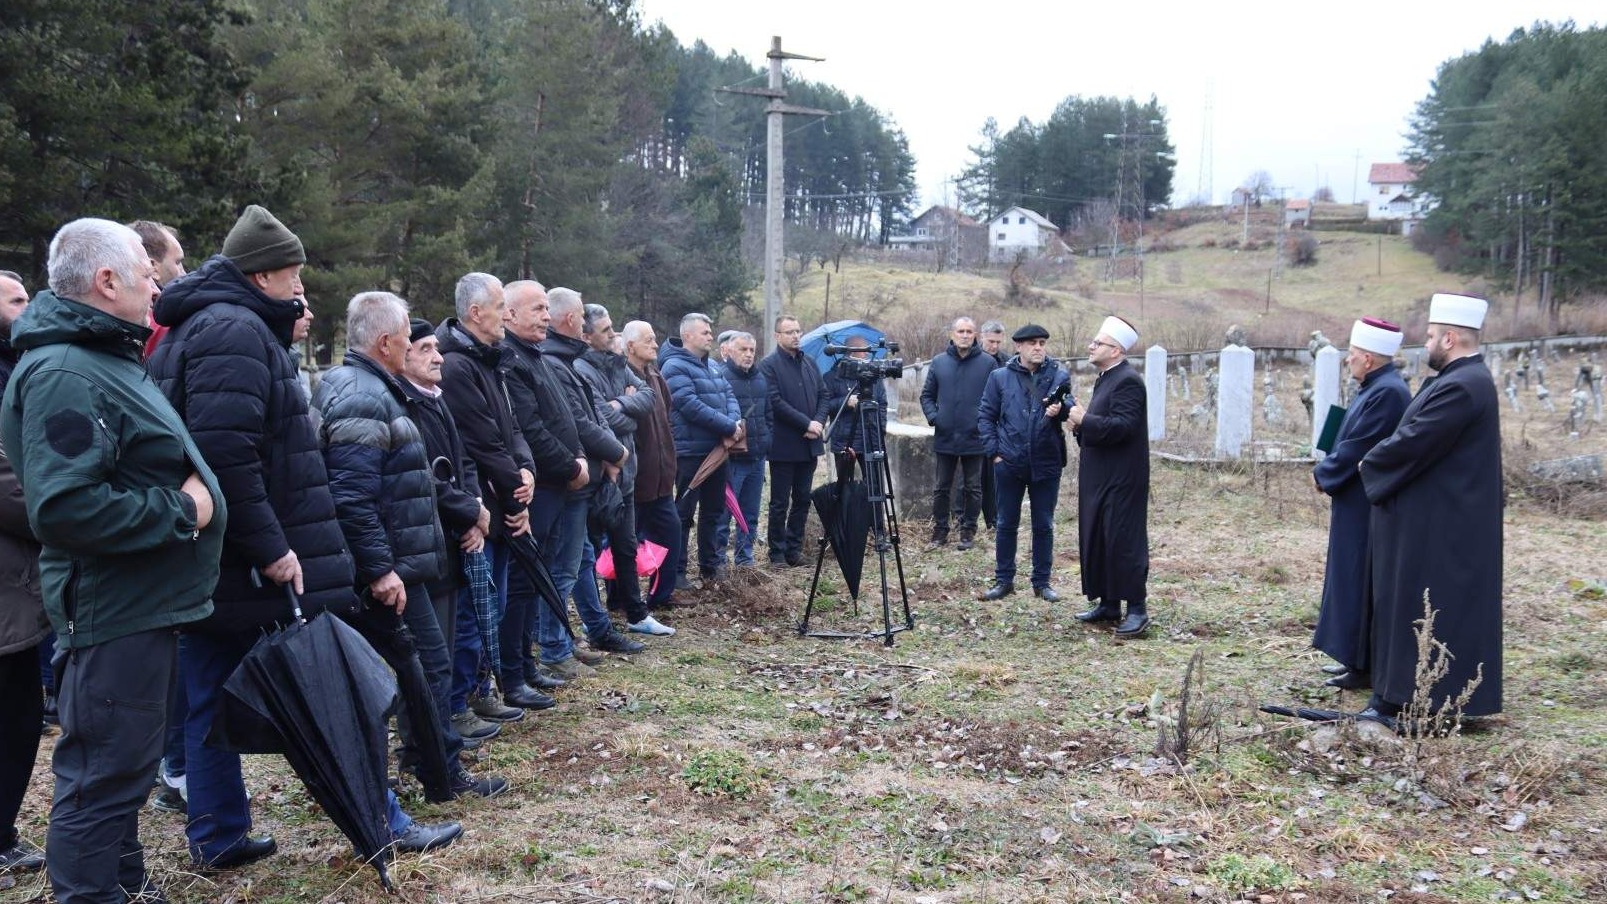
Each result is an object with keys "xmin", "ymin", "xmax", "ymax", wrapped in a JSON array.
[{"xmin": 800, "ymin": 376, "xmax": 914, "ymax": 646}]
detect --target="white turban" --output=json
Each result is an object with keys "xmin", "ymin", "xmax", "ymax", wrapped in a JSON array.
[
  {"xmin": 1428, "ymin": 293, "xmax": 1488, "ymax": 330},
  {"xmin": 1349, "ymin": 318, "xmax": 1403, "ymax": 357},
  {"xmin": 1098, "ymin": 315, "xmax": 1138, "ymax": 351}
]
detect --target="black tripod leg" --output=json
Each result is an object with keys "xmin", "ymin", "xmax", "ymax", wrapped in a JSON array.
[
  {"xmin": 882, "ymin": 465, "xmax": 914, "ymax": 630},
  {"xmin": 800, "ymin": 536, "xmax": 829, "ymax": 635}
]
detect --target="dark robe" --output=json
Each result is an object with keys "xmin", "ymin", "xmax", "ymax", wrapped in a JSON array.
[
  {"xmin": 1311, "ymin": 365, "xmax": 1410, "ymax": 669},
  {"xmin": 1359, "ymin": 353, "xmax": 1503, "ymax": 717},
  {"xmin": 1074, "ymin": 359, "xmax": 1149, "ymax": 606}
]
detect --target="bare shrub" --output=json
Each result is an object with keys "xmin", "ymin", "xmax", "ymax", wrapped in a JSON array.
[
  {"xmin": 1154, "ymin": 648, "xmax": 1225, "ymax": 767},
  {"xmin": 1289, "ymin": 233, "xmax": 1319, "ymax": 267},
  {"xmin": 1003, "ymin": 252, "xmax": 1051, "ymax": 308},
  {"xmin": 1200, "ymin": 237, "xmax": 1218, "ymax": 249},
  {"xmin": 1147, "ymin": 234, "xmax": 1180, "ymax": 254}
]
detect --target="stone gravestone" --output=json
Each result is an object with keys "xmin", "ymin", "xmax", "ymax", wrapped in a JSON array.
[
  {"xmin": 885, "ymin": 421, "xmax": 936, "ymax": 521},
  {"xmin": 1215, "ymin": 344, "xmax": 1254, "ymax": 458},
  {"xmin": 1145, "ymin": 344, "xmax": 1167, "ymax": 441},
  {"xmin": 1310, "ymin": 345, "xmax": 1342, "ymax": 458}
]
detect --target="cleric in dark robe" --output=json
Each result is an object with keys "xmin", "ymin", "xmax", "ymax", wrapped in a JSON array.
[
  {"xmin": 1310, "ymin": 318, "xmax": 1410, "ymax": 689},
  {"xmin": 1068, "ymin": 315, "xmax": 1151, "ymax": 638},
  {"xmin": 1358, "ymin": 293, "xmax": 1503, "ymax": 721}
]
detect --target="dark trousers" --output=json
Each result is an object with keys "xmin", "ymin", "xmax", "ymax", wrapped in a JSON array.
[
  {"xmin": 933, "ymin": 453, "xmax": 985, "ymax": 538},
  {"xmin": 676, "ymin": 457, "xmax": 728, "ymax": 578},
  {"xmin": 993, "ymin": 463, "xmax": 1060, "ymax": 589},
  {"xmin": 344, "ymin": 593, "xmax": 455, "ymax": 800},
  {"xmin": 766, "ymin": 457, "xmax": 817, "ymax": 562},
  {"xmin": 49, "ymin": 629, "xmax": 173, "ymax": 902},
  {"xmin": 182, "ymin": 630, "xmax": 256, "ymax": 862},
  {"xmin": 594, "ymin": 488, "xmax": 647, "ymax": 623},
  {"xmin": 161, "ymin": 639, "xmax": 188, "ymax": 779},
  {"xmin": 1, "ymin": 643, "xmax": 44, "ymax": 850},
  {"xmin": 980, "ymin": 457, "xmax": 998, "ymax": 529},
  {"xmin": 636, "ymin": 494, "xmax": 682, "ymax": 607}
]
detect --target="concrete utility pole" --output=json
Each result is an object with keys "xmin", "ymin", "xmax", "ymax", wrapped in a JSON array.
[{"xmin": 719, "ymin": 36, "xmax": 826, "ymax": 354}]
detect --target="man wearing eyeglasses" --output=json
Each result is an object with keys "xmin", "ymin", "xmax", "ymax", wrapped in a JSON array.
[{"xmin": 1067, "ymin": 316, "xmax": 1151, "ymax": 638}]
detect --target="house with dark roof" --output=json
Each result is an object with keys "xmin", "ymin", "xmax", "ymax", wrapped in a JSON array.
[{"xmin": 887, "ymin": 206, "xmax": 984, "ymax": 267}]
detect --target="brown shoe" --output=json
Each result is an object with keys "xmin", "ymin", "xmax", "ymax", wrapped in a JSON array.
[{"xmin": 572, "ymin": 647, "xmax": 606, "ymax": 666}]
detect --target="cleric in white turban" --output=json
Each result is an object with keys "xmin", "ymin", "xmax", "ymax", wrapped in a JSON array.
[
  {"xmin": 1358, "ymin": 293, "xmax": 1504, "ymax": 727},
  {"xmin": 1309, "ymin": 317, "xmax": 1411, "ymax": 690}
]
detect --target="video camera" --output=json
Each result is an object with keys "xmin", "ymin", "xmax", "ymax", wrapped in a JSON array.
[
  {"xmin": 824, "ymin": 338, "xmax": 905, "ymax": 382},
  {"xmin": 1042, "ymin": 381, "xmax": 1073, "ymax": 410}
]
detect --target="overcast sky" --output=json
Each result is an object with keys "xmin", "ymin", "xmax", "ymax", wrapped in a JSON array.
[{"xmin": 633, "ymin": 1, "xmax": 1602, "ymax": 212}]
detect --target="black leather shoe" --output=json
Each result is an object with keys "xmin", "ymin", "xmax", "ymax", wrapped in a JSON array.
[
  {"xmin": 1075, "ymin": 604, "xmax": 1121, "ymax": 623},
  {"xmin": 592, "ymin": 631, "xmax": 646, "ymax": 654},
  {"xmin": 956, "ymin": 536, "xmax": 975, "ymax": 551},
  {"xmin": 978, "ymin": 583, "xmax": 1014, "ymax": 601},
  {"xmin": 524, "ymin": 668, "xmax": 566, "ymax": 691},
  {"xmin": 393, "ymin": 821, "xmax": 462, "ymax": 854},
  {"xmin": 201, "ymin": 835, "xmax": 277, "ymax": 870},
  {"xmin": 1114, "ymin": 612, "xmax": 1151, "ymax": 638},
  {"xmin": 785, "ymin": 554, "xmax": 807, "ymax": 568},
  {"xmin": 1356, "ymin": 707, "xmax": 1399, "ymax": 731},
  {"xmin": 1320, "ymin": 663, "xmax": 1349, "ymax": 676},
  {"xmin": 1324, "ymin": 670, "xmax": 1371, "ymax": 690},
  {"xmin": 501, "ymin": 683, "xmax": 556, "ymax": 710},
  {"xmin": 1033, "ymin": 586, "xmax": 1060, "ymax": 602}
]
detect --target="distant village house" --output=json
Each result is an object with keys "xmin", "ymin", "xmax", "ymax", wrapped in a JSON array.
[
  {"xmin": 1284, "ymin": 198, "xmax": 1311, "ymax": 228},
  {"xmin": 1367, "ymin": 162, "xmax": 1427, "ymax": 234},
  {"xmin": 986, "ymin": 206, "xmax": 1058, "ymax": 263},
  {"xmin": 886, "ymin": 205, "xmax": 984, "ymax": 267}
]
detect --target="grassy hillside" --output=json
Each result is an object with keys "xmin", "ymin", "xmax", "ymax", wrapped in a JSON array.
[{"xmin": 758, "ymin": 216, "xmax": 1524, "ymax": 361}]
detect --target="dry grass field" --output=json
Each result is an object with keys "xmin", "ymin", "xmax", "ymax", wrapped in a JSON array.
[
  {"xmin": 3, "ymin": 377, "xmax": 1603, "ymax": 903},
  {"xmin": 3, "ymin": 234, "xmax": 1604, "ymax": 904}
]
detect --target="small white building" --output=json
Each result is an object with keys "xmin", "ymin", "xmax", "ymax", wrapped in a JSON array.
[
  {"xmin": 986, "ymin": 206, "xmax": 1058, "ymax": 262},
  {"xmin": 1367, "ymin": 162, "xmax": 1421, "ymax": 220},
  {"xmin": 1284, "ymin": 198, "xmax": 1311, "ymax": 228}
]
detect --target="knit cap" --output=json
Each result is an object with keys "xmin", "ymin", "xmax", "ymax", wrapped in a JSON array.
[{"xmin": 223, "ymin": 205, "xmax": 306, "ymax": 274}]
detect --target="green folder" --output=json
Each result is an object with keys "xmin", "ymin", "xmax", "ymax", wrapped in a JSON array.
[{"xmin": 1315, "ymin": 404, "xmax": 1346, "ymax": 453}]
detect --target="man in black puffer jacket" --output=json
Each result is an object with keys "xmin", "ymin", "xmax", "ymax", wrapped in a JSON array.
[
  {"xmin": 151, "ymin": 206, "xmax": 460, "ymax": 868},
  {"xmin": 316, "ymin": 292, "xmax": 507, "ymax": 803}
]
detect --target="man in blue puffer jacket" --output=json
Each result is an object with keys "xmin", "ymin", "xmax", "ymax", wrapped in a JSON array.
[
  {"xmin": 658, "ymin": 313, "xmax": 744, "ymax": 585},
  {"xmin": 977, "ymin": 324, "xmax": 1072, "ymax": 603}
]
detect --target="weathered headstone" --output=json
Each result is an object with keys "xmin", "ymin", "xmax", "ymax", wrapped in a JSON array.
[
  {"xmin": 886, "ymin": 422, "xmax": 936, "ymax": 521},
  {"xmin": 1145, "ymin": 344, "xmax": 1167, "ymax": 441},
  {"xmin": 1215, "ymin": 344, "xmax": 1254, "ymax": 458},
  {"xmin": 1262, "ymin": 374, "xmax": 1285, "ymax": 428},
  {"xmin": 1310, "ymin": 345, "xmax": 1342, "ymax": 457},
  {"xmin": 1537, "ymin": 383, "xmax": 1555, "ymax": 413},
  {"xmin": 1504, "ymin": 372, "xmax": 1523, "ymax": 412}
]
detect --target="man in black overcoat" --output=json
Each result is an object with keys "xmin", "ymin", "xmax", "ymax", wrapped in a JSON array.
[
  {"xmin": 1310, "ymin": 318, "xmax": 1410, "ymax": 690},
  {"xmin": 1358, "ymin": 293, "xmax": 1503, "ymax": 723},
  {"xmin": 759, "ymin": 314, "xmax": 828, "ymax": 566},
  {"xmin": 1068, "ymin": 316, "xmax": 1151, "ymax": 638}
]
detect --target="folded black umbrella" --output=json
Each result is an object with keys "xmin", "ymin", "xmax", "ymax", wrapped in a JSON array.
[
  {"xmin": 811, "ymin": 478, "xmax": 871, "ymax": 600},
  {"xmin": 507, "ymin": 532, "xmax": 575, "ymax": 640},
  {"xmin": 211, "ymin": 584, "xmax": 399, "ymax": 889}
]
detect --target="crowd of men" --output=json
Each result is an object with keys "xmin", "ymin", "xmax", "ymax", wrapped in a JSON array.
[{"xmin": 0, "ymin": 204, "xmax": 1507, "ymax": 900}]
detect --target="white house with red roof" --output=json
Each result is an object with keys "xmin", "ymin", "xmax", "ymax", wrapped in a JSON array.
[{"xmin": 1367, "ymin": 162, "xmax": 1422, "ymax": 221}]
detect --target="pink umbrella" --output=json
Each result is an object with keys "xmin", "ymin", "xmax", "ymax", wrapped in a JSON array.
[
  {"xmin": 725, "ymin": 484, "xmax": 749, "ymax": 535},
  {"xmin": 596, "ymin": 539, "xmax": 670, "ymax": 581}
]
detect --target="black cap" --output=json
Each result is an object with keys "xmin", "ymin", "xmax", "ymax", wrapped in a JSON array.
[
  {"xmin": 1012, "ymin": 323, "xmax": 1049, "ymax": 342},
  {"xmin": 409, "ymin": 318, "xmax": 436, "ymax": 344}
]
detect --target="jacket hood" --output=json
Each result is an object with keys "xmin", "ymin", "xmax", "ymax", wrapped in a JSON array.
[
  {"xmin": 9, "ymin": 290, "xmax": 150, "ymax": 359},
  {"xmin": 437, "ymin": 317, "xmax": 506, "ymax": 367},
  {"xmin": 539, "ymin": 330, "xmax": 588, "ymax": 362},
  {"xmin": 341, "ymin": 349, "xmax": 411, "ymax": 405},
  {"xmin": 946, "ymin": 340, "xmax": 980, "ymax": 359},
  {"xmin": 154, "ymin": 255, "xmax": 303, "ymax": 347},
  {"xmin": 659, "ymin": 337, "xmax": 705, "ymax": 367}
]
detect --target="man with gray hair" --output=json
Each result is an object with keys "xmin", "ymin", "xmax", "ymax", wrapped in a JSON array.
[
  {"xmin": 661, "ymin": 312, "xmax": 743, "ymax": 584},
  {"xmin": 316, "ymin": 292, "xmax": 506, "ymax": 802},
  {"xmin": 979, "ymin": 320, "xmax": 1008, "ymax": 366},
  {"xmin": 2, "ymin": 219, "xmax": 223, "ymax": 899},
  {"xmin": 436, "ymin": 274, "xmax": 541, "ymax": 720},
  {"xmin": 623, "ymin": 321, "xmax": 682, "ymax": 610},
  {"xmin": 574, "ymin": 302, "xmax": 674, "ymax": 635}
]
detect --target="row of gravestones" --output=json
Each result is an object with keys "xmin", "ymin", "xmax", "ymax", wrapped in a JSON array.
[
  {"xmin": 1142, "ymin": 341, "xmax": 1602, "ymax": 459},
  {"xmin": 1140, "ymin": 342, "xmax": 1340, "ymax": 458}
]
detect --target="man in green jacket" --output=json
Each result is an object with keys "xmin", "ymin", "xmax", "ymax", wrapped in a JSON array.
[{"xmin": 0, "ymin": 218, "xmax": 224, "ymax": 903}]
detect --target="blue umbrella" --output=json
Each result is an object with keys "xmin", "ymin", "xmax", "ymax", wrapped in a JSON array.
[{"xmin": 799, "ymin": 320, "xmax": 887, "ymax": 375}]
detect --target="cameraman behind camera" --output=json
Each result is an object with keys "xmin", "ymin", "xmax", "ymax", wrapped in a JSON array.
[{"xmin": 823, "ymin": 335, "xmax": 888, "ymax": 458}]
